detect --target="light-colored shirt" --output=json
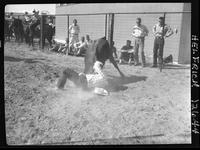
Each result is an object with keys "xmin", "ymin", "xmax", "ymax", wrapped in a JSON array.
[
  {"xmin": 85, "ymin": 61, "xmax": 106, "ymax": 88},
  {"xmin": 49, "ymin": 23, "xmax": 55, "ymax": 29},
  {"xmin": 31, "ymin": 15, "xmax": 38, "ymax": 21},
  {"xmin": 9, "ymin": 16, "xmax": 14, "ymax": 20},
  {"xmin": 24, "ymin": 15, "xmax": 31, "ymax": 22},
  {"xmin": 69, "ymin": 24, "xmax": 80, "ymax": 35},
  {"xmin": 74, "ymin": 41, "xmax": 86, "ymax": 49},
  {"xmin": 85, "ymin": 39, "xmax": 92, "ymax": 45},
  {"xmin": 132, "ymin": 24, "xmax": 149, "ymax": 38},
  {"xmin": 153, "ymin": 23, "xmax": 173, "ymax": 37}
]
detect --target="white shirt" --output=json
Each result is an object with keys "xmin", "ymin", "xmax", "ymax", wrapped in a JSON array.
[
  {"xmin": 132, "ymin": 24, "xmax": 149, "ymax": 38},
  {"xmin": 31, "ymin": 15, "xmax": 38, "ymax": 21},
  {"xmin": 153, "ymin": 23, "xmax": 173, "ymax": 37},
  {"xmin": 85, "ymin": 61, "xmax": 106, "ymax": 88},
  {"xmin": 24, "ymin": 15, "xmax": 31, "ymax": 22},
  {"xmin": 74, "ymin": 41, "xmax": 86, "ymax": 49},
  {"xmin": 69, "ymin": 24, "xmax": 80, "ymax": 35}
]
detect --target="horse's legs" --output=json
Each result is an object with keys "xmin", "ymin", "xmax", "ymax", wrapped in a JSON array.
[
  {"xmin": 20, "ymin": 33, "xmax": 24, "ymax": 43},
  {"xmin": 25, "ymin": 34, "xmax": 29, "ymax": 44},
  {"xmin": 31, "ymin": 36, "xmax": 34, "ymax": 47},
  {"xmin": 15, "ymin": 31, "xmax": 18, "ymax": 42},
  {"xmin": 28, "ymin": 35, "xmax": 31, "ymax": 47}
]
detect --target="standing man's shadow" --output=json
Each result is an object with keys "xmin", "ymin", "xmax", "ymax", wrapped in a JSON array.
[{"xmin": 106, "ymin": 75, "xmax": 147, "ymax": 92}]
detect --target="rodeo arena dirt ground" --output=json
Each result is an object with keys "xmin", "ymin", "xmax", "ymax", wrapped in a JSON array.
[{"xmin": 4, "ymin": 40, "xmax": 191, "ymax": 145}]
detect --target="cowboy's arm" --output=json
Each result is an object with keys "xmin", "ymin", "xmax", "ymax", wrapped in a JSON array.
[
  {"xmin": 68, "ymin": 25, "xmax": 72, "ymax": 33},
  {"xmin": 152, "ymin": 25, "xmax": 157, "ymax": 36},
  {"xmin": 77, "ymin": 43, "xmax": 86, "ymax": 49},
  {"xmin": 120, "ymin": 49, "xmax": 127, "ymax": 53},
  {"xmin": 165, "ymin": 25, "xmax": 174, "ymax": 38}
]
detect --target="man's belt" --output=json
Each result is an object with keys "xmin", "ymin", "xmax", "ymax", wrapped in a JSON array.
[
  {"xmin": 134, "ymin": 36, "xmax": 145, "ymax": 39},
  {"xmin": 155, "ymin": 36, "xmax": 164, "ymax": 39}
]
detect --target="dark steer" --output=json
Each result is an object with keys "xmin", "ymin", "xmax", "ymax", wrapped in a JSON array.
[{"xmin": 84, "ymin": 37, "xmax": 125, "ymax": 77}]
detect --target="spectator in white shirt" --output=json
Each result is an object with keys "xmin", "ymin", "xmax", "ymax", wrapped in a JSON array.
[
  {"xmin": 23, "ymin": 12, "xmax": 31, "ymax": 24},
  {"xmin": 132, "ymin": 17, "xmax": 149, "ymax": 67},
  {"xmin": 68, "ymin": 19, "xmax": 80, "ymax": 50}
]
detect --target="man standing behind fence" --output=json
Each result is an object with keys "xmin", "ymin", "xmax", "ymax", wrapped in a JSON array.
[
  {"xmin": 132, "ymin": 18, "xmax": 149, "ymax": 67},
  {"xmin": 69, "ymin": 19, "xmax": 80, "ymax": 51},
  {"xmin": 152, "ymin": 17, "xmax": 173, "ymax": 68}
]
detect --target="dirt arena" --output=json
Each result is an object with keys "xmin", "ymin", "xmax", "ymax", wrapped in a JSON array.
[{"xmin": 4, "ymin": 42, "xmax": 191, "ymax": 145}]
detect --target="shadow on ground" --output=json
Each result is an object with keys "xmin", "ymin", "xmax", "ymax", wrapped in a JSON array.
[
  {"xmin": 163, "ymin": 64, "xmax": 190, "ymax": 70},
  {"xmin": 4, "ymin": 56, "xmax": 46, "ymax": 64},
  {"xmin": 42, "ymin": 134, "xmax": 165, "ymax": 145},
  {"xmin": 107, "ymin": 75, "xmax": 147, "ymax": 92}
]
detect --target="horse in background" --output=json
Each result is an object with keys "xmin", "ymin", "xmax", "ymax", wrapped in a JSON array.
[
  {"xmin": 23, "ymin": 15, "xmax": 55, "ymax": 48},
  {"xmin": 4, "ymin": 19, "xmax": 15, "ymax": 42},
  {"xmin": 23, "ymin": 18, "xmax": 40, "ymax": 47},
  {"xmin": 12, "ymin": 17, "xmax": 24, "ymax": 43}
]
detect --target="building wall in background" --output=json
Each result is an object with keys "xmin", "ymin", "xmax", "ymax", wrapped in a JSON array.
[
  {"xmin": 178, "ymin": 3, "xmax": 191, "ymax": 64},
  {"xmin": 55, "ymin": 3, "xmax": 191, "ymax": 63},
  {"xmin": 113, "ymin": 13, "xmax": 182, "ymax": 62},
  {"xmin": 56, "ymin": 3, "xmax": 184, "ymax": 14}
]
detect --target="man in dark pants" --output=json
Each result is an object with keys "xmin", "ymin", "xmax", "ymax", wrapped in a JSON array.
[
  {"xmin": 132, "ymin": 18, "xmax": 149, "ymax": 67},
  {"xmin": 152, "ymin": 17, "xmax": 174, "ymax": 68},
  {"xmin": 57, "ymin": 67, "xmax": 88, "ymax": 90}
]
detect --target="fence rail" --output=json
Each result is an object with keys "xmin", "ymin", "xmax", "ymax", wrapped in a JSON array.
[
  {"xmin": 53, "ymin": 11, "xmax": 191, "ymax": 63},
  {"xmin": 53, "ymin": 11, "xmax": 191, "ymax": 16},
  {"xmin": 6, "ymin": 10, "xmax": 190, "ymax": 63}
]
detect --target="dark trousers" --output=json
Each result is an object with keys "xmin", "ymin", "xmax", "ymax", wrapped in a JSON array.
[
  {"xmin": 134, "ymin": 37, "xmax": 146, "ymax": 66},
  {"xmin": 153, "ymin": 37, "xmax": 165, "ymax": 66},
  {"xmin": 57, "ymin": 68, "xmax": 88, "ymax": 89}
]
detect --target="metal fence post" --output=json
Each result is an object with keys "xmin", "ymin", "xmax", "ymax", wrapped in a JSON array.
[
  {"xmin": 107, "ymin": 13, "xmax": 114, "ymax": 47},
  {"xmin": 40, "ymin": 14, "xmax": 45, "ymax": 49},
  {"xmin": 105, "ymin": 14, "xmax": 107, "ymax": 39},
  {"xmin": 159, "ymin": 12, "xmax": 166, "ymax": 72},
  {"xmin": 67, "ymin": 15, "xmax": 70, "ymax": 54},
  {"xmin": 67, "ymin": 15, "xmax": 69, "ymax": 40}
]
